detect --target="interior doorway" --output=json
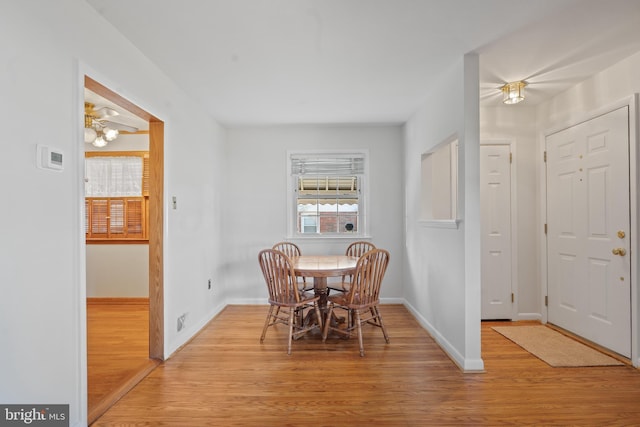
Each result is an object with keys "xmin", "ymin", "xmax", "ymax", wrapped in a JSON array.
[{"xmin": 84, "ymin": 76, "xmax": 164, "ymax": 422}]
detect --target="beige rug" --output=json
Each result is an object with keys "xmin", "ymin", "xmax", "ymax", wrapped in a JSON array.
[{"xmin": 492, "ymin": 325, "xmax": 623, "ymax": 367}]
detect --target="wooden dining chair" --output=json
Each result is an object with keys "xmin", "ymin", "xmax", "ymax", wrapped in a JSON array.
[
  {"xmin": 272, "ymin": 241, "xmax": 312, "ymax": 291},
  {"xmin": 259, "ymin": 249, "xmax": 322, "ymax": 355},
  {"xmin": 327, "ymin": 241, "xmax": 376, "ymax": 294},
  {"xmin": 322, "ymin": 248, "xmax": 390, "ymax": 356}
]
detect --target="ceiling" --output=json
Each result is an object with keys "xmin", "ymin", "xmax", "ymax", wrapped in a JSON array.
[{"xmin": 85, "ymin": 0, "xmax": 640, "ymax": 127}]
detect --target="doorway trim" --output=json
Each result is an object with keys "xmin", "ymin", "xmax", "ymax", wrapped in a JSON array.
[
  {"xmin": 480, "ymin": 138, "xmax": 518, "ymax": 320},
  {"xmin": 84, "ymin": 76, "xmax": 165, "ymax": 360},
  {"xmin": 539, "ymin": 94, "xmax": 639, "ymax": 367}
]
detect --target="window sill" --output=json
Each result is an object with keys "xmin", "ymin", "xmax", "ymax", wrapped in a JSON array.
[
  {"xmin": 86, "ymin": 239, "xmax": 149, "ymax": 245},
  {"xmin": 419, "ymin": 219, "xmax": 461, "ymax": 229},
  {"xmin": 287, "ymin": 234, "xmax": 373, "ymax": 242}
]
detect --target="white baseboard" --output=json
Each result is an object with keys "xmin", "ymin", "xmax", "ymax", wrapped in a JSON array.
[
  {"xmin": 166, "ymin": 301, "xmax": 226, "ymax": 358},
  {"xmin": 403, "ymin": 300, "xmax": 484, "ymax": 372},
  {"xmin": 225, "ymin": 298, "xmax": 266, "ymax": 305},
  {"xmin": 226, "ymin": 297, "xmax": 405, "ymax": 305}
]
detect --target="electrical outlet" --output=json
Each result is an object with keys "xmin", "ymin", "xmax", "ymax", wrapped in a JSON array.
[
  {"xmin": 208, "ymin": 279, "xmax": 212, "ymax": 290},
  {"xmin": 177, "ymin": 313, "xmax": 187, "ymax": 332}
]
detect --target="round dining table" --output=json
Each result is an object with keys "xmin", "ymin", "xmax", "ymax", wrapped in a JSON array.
[{"xmin": 290, "ymin": 255, "xmax": 358, "ymax": 325}]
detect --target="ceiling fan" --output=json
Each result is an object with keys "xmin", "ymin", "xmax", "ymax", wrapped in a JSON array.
[{"xmin": 84, "ymin": 102, "xmax": 139, "ymax": 147}]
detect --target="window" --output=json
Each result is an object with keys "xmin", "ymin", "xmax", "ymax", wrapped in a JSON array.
[
  {"xmin": 421, "ymin": 136, "xmax": 459, "ymax": 227},
  {"xmin": 288, "ymin": 151, "xmax": 367, "ymax": 237},
  {"xmin": 85, "ymin": 151, "xmax": 149, "ymax": 242},
  {"xmin": 301, "ymin": 215, "xmax": 318, "ymax": 233}
]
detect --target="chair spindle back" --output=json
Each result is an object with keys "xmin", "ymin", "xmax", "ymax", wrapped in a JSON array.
[
  {"xmin": 272, "ymin": 241, "xmax": 301, "ymax": 259},
  {"xmin": 348, "ymin": 249, "xmax": 389, "ymax": 304},
  {"xmin": 258, "ymin": 249, "xmax": 301, "ymax": 304},
  {"xmin": 346, "ymin": 241, "xmax": 376, "ymax": 258}
]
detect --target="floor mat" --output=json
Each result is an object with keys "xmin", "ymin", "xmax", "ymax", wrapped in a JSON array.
[{"xmin": 492, "ymin": 325, "xmax": 624, "ymax": 367}]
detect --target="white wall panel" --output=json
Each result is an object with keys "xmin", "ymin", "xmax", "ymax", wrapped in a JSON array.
[
  {"xmin": 0, "ymin": 2, "xmax": 226, "ymax": 425},
  {"xmin": 224, "ymin": 125, "xmax": 404, "ymax": 304}
]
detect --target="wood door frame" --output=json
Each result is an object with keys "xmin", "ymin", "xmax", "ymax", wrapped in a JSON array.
[
  {"xmin": 539, "ymin": 95, "xmax": 639, "ymax": 367},
  {"xmin": 480, "ymin": 139, "xmax": 518, "ymax": 320},
  {"xmin": 84, "ymin": 76, "xmax": 164, "ymax": 360}
]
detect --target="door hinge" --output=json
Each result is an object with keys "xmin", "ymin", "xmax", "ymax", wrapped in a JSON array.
[
  {"xmin": 510, "ymin": 152, "xmax": 513, "ymax": 163},
  {"xmin": 544, "ymin": 223, "xmax": 547, "ymax": 234},
  {"xmin": 543, "ymin": 151, "xmax": 547, "ymax": 162},
  {"xmin": 511, "ymin": 293, "xmax": 514, "ymax": 303},
  {"xmin": 545, "ymin": 295, "xmax": 548, "ymax": 306}
]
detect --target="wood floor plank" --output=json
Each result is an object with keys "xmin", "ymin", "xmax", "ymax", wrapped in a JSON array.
[
  {"xmin": 92, "ymin": 305, "xmax": 640, "ymax": 426},
  {"xmin": 87, "ymin": 300, "xmax": 153, "ymax": 424}
]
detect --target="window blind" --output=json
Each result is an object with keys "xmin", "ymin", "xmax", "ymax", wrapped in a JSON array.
[{"xmin": 290, "ymin": 155, "xmax": 365, "ymax": 176}]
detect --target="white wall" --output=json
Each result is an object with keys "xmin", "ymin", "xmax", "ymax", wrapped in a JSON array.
[
  {"xmin": 85, "ymin": 133, "xmax": 149, "ymax": 152},
  {"xmin": 223, "ymin": 125, "xmax": 404, "ymax": 304},
  {"xmin": 480, "ymin": 105, "xmax": 540, "ymax": 319},
  {"xmin": 0, "ymin": 2, "xmax": 226, "ymax": 425},
  {"xmin": 403, "ymin": 54, "xmax": 483, "ymax": 371},
  {"xmin": 86, "ymin": 245, "xmax": 149, "ymax": 297},
  {"xmin": 537, "ymin": 50, "xmax": 640, "ymax": 129}
]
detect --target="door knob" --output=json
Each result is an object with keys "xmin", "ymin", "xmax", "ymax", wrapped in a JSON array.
[{"xmin": 612, "ymin": 248, "xmax": 627, "ymax": 256}]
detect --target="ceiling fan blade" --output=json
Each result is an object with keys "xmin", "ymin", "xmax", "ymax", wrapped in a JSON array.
[
  {"xmin": 95, "ymin": 107, "xmax": 120, "ymax": 120},
  {"xmin": 101, "ymin": 120, "xmax": 139, "ymax": 133}
]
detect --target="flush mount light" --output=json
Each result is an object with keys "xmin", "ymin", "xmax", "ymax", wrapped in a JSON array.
[{"xmin": 501, "ymin": 81, "xmax": 527, "ymax": 105}]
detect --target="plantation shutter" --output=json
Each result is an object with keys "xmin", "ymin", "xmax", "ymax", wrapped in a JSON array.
[{"xmin": 85, "ymin": 152, "xmax": 149, "ymax": 241}]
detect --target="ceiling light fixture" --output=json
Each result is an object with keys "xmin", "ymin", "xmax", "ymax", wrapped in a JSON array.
[
  {"xmin": 84, "ymin": 102, "xmax": 121, "ymax": 147},
  {"xmin": 92, "ymin": 135, "xmax": 108, "ymax": 148},
  {"xmin": 501, "ymin": 81, "xmax": 527, "ymax": 105},
  {"xmin": 103, "ymin": 127, "xmax": 119, "ymax": 142}
]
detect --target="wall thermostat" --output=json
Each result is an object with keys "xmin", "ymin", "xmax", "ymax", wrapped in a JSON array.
[{"xmin": 36, "ymin": 144, "xmax": 64, "ymax": 171}]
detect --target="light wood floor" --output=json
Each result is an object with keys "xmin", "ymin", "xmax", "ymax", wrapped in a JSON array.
[
  {"xmin": 87, "ymin": 299, "xmax": 157, "ymax": 424},
  {"xmin": 92, "ymin": 304, "xmax": 640, "ymax": 426}
]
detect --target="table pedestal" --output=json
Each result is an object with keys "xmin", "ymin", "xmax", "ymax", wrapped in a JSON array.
[{"xmin": 305, "ymin": 277, "xmax": 345, "ymax": 330}]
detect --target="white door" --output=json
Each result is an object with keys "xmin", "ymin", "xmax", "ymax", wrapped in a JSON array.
[
  {"xmin": 481, "ymin": 145, "xmax": 512, "ymax": 320},
  {"xmin": 546, "ymin": 106, "xmax": 631, "ymax": 357}
]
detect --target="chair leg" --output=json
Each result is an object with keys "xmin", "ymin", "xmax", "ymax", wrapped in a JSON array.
[
  {"xmin": 287, "ymin": 309, "xmax": 295, "ymax": 355},
  {"xmin": 368, "ymin": 307, "xmax": 378, "ymax": 325},
  {"xmin": 355, "ymin": 309, "xmax": 365, "ymax": 356},
  {"xmin": 260, "ymin": 305, "xmax": 275, "ymax": 342},
  {"xmin": 373, "ymin": 306, "xmax": 390, "ymax": 343}
]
